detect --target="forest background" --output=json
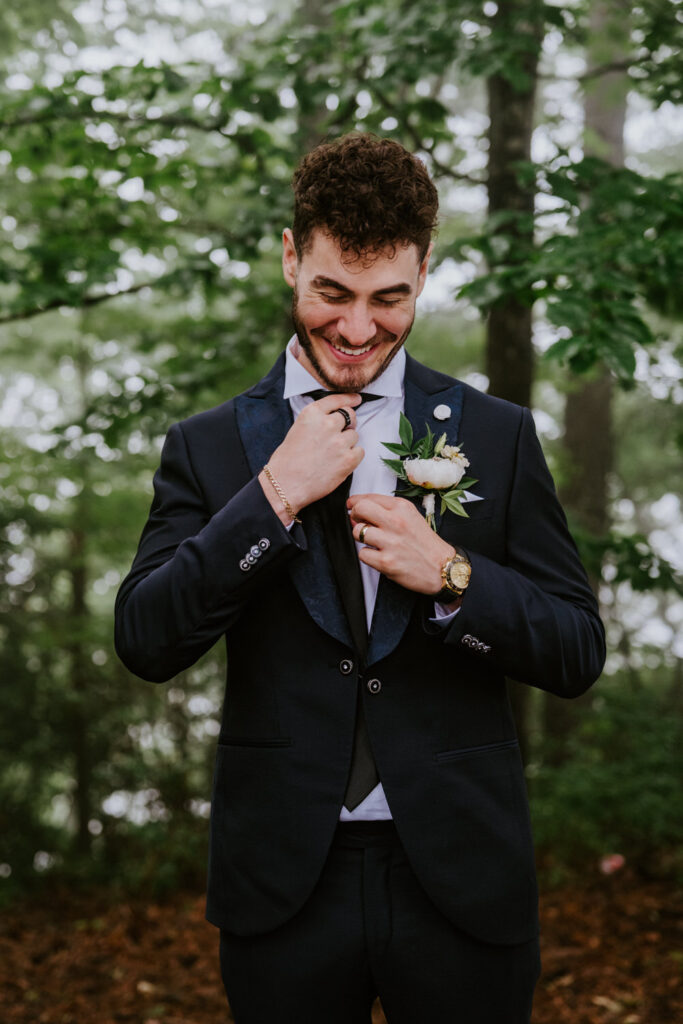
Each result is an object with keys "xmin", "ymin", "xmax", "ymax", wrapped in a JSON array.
[{"xmin": 1, "ymin": 0, "xmax": 682, "ymax": 929}]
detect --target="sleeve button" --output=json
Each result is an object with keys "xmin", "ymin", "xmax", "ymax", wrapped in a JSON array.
[
  {"xmin": 246, "ymin": 553, "xmax": 256, "ymax": 564},
  {"xmin": 239, "ymin": 559, "xmax": 250, "ymax": 572},
  {"xmin": 259, "ymin": 538, "xmax": 270, "ymax": 551},
  {"xmin": 250, "ymin": 544, "xmax": 261, "ymax": 558}
]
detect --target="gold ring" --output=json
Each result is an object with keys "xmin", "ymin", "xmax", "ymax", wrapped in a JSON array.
[{"xmin": 358, "ymin": 523, "xmax": 369, "ymax": 544}]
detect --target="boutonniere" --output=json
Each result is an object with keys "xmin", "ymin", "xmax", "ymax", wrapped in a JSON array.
[{"xmin": 382, "ymin": 413, "xmax": 479, "ymax": 531}]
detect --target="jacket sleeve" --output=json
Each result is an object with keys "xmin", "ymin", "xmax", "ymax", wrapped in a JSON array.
[
  {"xmin": 114, "ymin": 421, "xmax": 306, "ymax": 682},
  {"xmin": 440, "ymin": 407, "xmax": 605, "ymax": 697}
]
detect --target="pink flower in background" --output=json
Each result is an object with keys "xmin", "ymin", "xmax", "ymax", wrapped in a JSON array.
[{"xmin": 599, "ymin": 853, "xmax": 625, "ymax": 875}]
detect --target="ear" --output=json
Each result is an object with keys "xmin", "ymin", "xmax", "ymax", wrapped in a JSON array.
[
  {"xmin": 415, "ymin": 242, "xmax": 433, "ymax": 298},
  {"xmin": 282, "ymin": 228, "xmax": 298, "ymax": 288}
]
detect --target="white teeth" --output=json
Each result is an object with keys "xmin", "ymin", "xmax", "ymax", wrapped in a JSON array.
[{"xmin": 330, "ymin": 341, "xmax": 374, "ymax": 356}]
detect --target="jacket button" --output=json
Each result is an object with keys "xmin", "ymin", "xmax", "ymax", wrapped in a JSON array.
[
  {"xmin": 339, "ymin": 659, "xmax": 353, "ymax": 675},
  {"xmin": 366, "ymin": 678, "xmax": 382, "ymax": 694}
]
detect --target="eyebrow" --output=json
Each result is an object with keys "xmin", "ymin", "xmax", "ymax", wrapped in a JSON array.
[{"xmin": 311, "ymin": 275, "xmax": 413, "ymax": 297}]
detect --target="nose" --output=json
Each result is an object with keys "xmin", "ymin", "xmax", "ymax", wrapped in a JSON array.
[{"xmin": 337, "ymin": 302, "xmax": 376, "ymax": 346}]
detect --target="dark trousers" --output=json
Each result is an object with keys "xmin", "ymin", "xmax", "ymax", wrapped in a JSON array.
[{"xmin": 219, "ymin": 821, "xmax": 540, "ymax": 1024}]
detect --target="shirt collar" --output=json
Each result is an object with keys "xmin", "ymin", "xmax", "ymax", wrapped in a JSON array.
[{"xmin": 283, "ymin": 335, "xmax": 405, "ymax": 400}]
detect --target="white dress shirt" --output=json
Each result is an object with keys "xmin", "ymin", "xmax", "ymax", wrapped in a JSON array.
[{"xmin": 283, "ymin": 337, "xmax": 457, "ymax": 820}]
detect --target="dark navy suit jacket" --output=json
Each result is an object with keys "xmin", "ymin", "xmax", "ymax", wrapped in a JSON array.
[{"xmin": 115, "ymin": 352, "xmax": 605, "ymax": 945}]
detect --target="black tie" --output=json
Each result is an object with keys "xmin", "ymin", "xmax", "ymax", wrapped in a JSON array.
[
  {"xmin": 306, "ymin": 390, "xmax": 381, "ymax": 809},
  {"xmin": 305, "ymin": 390, "xmax": 383, "ymax": 407}
]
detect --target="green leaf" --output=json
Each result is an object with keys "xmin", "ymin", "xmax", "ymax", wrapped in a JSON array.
[
  {"xmin": 416, "ymin": 423, "xmax": 435, "ymax": 458},
  {"xmin": 395, "ymin": 484, "xmax": 424, "ymax": 497},
  {"xmin": 382, "ymin": 457, "xmax": 407, "ymax": 477},
  {"xmin": 434, "ymin": 432, "xmax": 447, "ymax": 456},
  {"xmin": 398, "ymin": 413, "xmax": 413, "ymax": 450},
  {"xmin": 459, "ymin": 477, "xmax": 479, "ymax": 490},
  {"xmin": 441, "ymin": 492, "xmax": 468, "ymax": 517},
  {"xmin": 382, "ymin": 441, "xmax": 411, "ymax": 456}
]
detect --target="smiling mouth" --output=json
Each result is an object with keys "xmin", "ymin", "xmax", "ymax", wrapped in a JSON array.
[{"xmin": 326, "ymin": 339, "xmax": 376, "ymax": 357}]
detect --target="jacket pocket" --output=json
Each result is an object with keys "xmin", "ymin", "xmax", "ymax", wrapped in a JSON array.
[
  {"xmin": 435, "ymin": 738, "xmax": 518, "ymax": 764},
  {"xmin": 454, "ymin": 497, "xmax": 496, "ymax": 521}
]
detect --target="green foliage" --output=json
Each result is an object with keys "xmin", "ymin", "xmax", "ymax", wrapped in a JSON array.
[
  {"xmin": 1, "ymin": 0, "xmax": 681, "ymax": 903},
  {"xmin": 531, "ymin": 678, "xmax": 683, "ymax": 873},
  {"xmin": 630, "ymin": 0, "xmax": 683, "ymax": 106},
  {"xmin": 574, "ymin": 528, "xmax": 683, "ymax": 596},
  {"xmin": 457, "ymin": 159, "xmax": 683, "ymax": 381}
]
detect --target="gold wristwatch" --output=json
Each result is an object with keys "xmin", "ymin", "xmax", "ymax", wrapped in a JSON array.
[{"xmin": 436, "ymin": 547, "xmax": 471, "ymax": 602}]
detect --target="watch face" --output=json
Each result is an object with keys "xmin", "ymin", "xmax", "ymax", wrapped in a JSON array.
[{"xmin": 449, "ymin": 562, "xmax": 471, "ymax": 588}]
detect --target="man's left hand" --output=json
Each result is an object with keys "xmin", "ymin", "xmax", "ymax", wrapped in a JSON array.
[{"xmin": 348, "ymin": 493, "xmax": 456, "ymax": 598}]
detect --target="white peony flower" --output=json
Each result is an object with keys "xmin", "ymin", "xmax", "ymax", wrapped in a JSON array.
[
  {"xmin": 440, "ymin": 445, "xmax": 469, "ymax": 467},
  {"xmin": 404, "ymin": 457, "xmax": 467, "ymax": 489}
]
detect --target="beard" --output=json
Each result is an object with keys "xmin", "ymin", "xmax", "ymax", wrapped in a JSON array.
[{"xmin": 291, "ymin": 289, "xmax": 414, "ymax": 393}]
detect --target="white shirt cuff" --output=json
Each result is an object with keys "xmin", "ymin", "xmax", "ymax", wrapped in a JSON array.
[{"xmin": 430, "ymin": 602, "xmax": 461, "ymax": 626}]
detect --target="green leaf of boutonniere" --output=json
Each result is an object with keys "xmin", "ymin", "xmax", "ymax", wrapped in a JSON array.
[
  {"xmin": 381, "ymin": 457, "xmax": 407, "ymax": 476},
  {"xmin": 398, "ymin": 413, "xmax": 414, "ymax": 450},
  {"xmin": 433, "ymin": 432, "xmax": 448, "ymax": 456},
  {"xmin": 395, "ymin": 484, "xmax": 425, "ymax": 497},
  {"xmin": 415, "ymin": 424, "xmax": 434, "ymax": 459},
  {"xmin": 440, "ymin": 491, "xmax": 468, "ymax": 517},
  {"xmin": 382, "ymin": 440, "xmax": 412, "ymax": 456}
]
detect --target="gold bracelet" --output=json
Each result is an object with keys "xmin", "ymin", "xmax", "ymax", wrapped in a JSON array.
[{"xmin": 262, "ymin": 464, "xmax": 302, "ymax": 524}]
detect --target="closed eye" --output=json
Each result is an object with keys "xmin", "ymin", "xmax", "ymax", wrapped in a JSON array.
[{"xmin": 318, "ymin": 292, "xmax": 404, "ymax": 306}]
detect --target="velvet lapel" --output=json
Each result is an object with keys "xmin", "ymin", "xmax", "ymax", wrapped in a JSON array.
[
  {"xmin": 233, "ymin": 354, "xmax": 354, "ymax": 651},
  {"xmin": 367, "ymin": 354, "xmax": 465, "ymax": 665}
]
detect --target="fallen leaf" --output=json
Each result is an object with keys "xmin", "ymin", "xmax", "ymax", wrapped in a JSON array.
[
  {"xmin": 136, "ymin": 980, "xmax": 158, "ymax": 996},
  {"xmin": 593, "ymin": 994, "xmax": 623, "ymax": 1012}
]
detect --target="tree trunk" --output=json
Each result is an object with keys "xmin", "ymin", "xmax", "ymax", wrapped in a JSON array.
[
  {"xmin": 68, "ymin": 521, "xmax": 92, "ymax": 856},
  {"xmin": 561, "ymin": 371, "xmax": 614, "ymax": 547},
  {"xmin": 486, "ymin": 0, "xmax": 543, "ymax": 762},
  {"xmin": 297, "ymin": 0, "xmax": 333, "ymax": 152},
  {"xmin": 543, "ymin": 0, "xmax": 629, "ymax": 763},
  {"xmin": 67, "ymin": 343, "xmax": 95, "ymax": 856}
]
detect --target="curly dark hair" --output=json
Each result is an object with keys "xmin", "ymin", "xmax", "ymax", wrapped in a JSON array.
[{"xmin": 292, "ymin": 133, "xmax": 438, "ymax": 262}]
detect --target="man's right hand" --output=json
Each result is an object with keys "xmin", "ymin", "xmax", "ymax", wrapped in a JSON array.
[{"xmin": 259, "ymin": 394, "xmax": 364, "ymax": 524}]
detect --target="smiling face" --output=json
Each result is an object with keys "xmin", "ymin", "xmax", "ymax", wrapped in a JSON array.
[{"xmin": 282, "ymin": 228, "xmax": 431, "ymax": 392}]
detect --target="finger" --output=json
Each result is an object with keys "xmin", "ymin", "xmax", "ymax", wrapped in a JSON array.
[
  {"xmin": 353, "ymin": 521, "xmax": 382, "ymax": 548},
  {"xmin": 358, "ymin": 545, "xmax": 384, "ymax": 572},
  {"xmin": 348, "ymin": 496, "xmax": 393, "ymax": 529},
  {"xmin": 347, "ymin": 492, "xmax": 402, "ymax": 510},
  {"xmin": 317, "ymin": 403, "xmax": 359, "ymax": 433},
  {"xmin": 340, "ymin": 429, "xmax": 360, "ymax": 450},
  {"xmin": 349, "ymin": 444, "xmax": 365, "ymax": 467},
  {"xmin": 329, "ymin": 407, "xmax": 355, "ymax": 432}
]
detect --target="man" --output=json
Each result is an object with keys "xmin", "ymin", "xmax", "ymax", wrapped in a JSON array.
[{"xmin": 115, "ymin": 133, "xmax": 605, "ymax": 1023}]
